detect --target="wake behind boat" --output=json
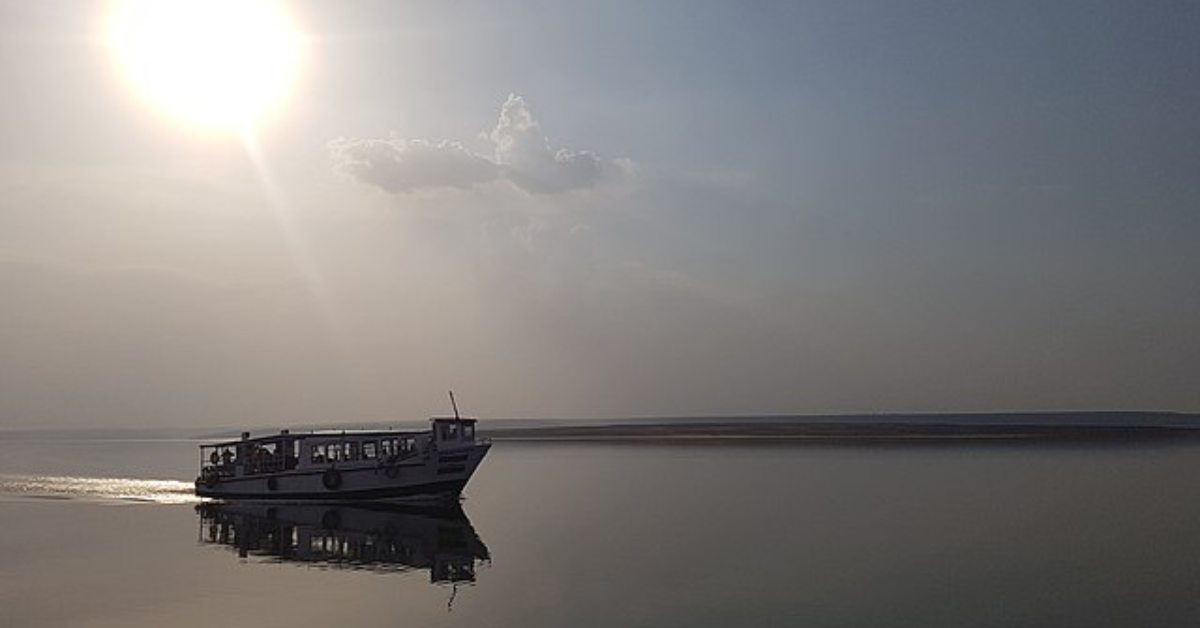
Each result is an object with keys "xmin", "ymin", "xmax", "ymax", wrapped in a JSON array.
[{"xmin": 194, "ymin": 414, "xmax": 490, "ymax": 501}]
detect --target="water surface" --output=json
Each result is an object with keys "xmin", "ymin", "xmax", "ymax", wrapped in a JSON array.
[{"xmin": 1, "ymin": 437, "xmax": 1198, "ymax": 627}]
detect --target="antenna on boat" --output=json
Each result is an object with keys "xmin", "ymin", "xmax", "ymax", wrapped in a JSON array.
[{"xmin": 449, "ymin": 390, "xmax": 460, "ymax": 420}]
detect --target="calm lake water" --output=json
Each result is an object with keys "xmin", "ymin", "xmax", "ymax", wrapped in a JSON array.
[{"xmin": 1, "ymin": 436, "xmax": 1199, "ymax": 627}]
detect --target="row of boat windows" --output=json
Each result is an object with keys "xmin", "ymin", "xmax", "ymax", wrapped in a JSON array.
[
  {"xmin": 205, "ymin": 422, "xmax": 477, "ymax": 470},
  {"xmin": 309, "ymin": 437, "xmax": 419, "ymax": 464}
]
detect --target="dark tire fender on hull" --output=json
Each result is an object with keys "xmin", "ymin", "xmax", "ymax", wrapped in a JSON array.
[{"xmin": 322, "ymin": 468, "xmax": 342, "ymax": 490}]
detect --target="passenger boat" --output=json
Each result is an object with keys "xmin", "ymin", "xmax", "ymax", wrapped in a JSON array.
[{"xmin": 194, "ymin": 413, "xmax": 490, "ymax": 501}]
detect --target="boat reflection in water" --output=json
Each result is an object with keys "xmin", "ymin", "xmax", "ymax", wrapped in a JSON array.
[{"xmin": 196, "ymin": 501, "xmax": 490, "ymax": 584}]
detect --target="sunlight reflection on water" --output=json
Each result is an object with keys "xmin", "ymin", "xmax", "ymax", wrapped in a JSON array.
[{"xmin": 0, "ymin": 473, "xmax": 199, "ymax": 504}]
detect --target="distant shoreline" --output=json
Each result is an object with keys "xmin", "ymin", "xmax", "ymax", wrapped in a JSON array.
[{"xmin": 481, "ymin": 421, "xmax": 1200, "ymax": 444}]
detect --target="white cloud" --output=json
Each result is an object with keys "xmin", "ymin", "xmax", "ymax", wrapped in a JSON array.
[
  {"xmin": 331, "ymin": 94, "xmax": 617, "ymax": 196},
  {"xmin": 328, "ymin": 137, "xmax": 498, "ymax": 193},
  {"xmin": 489, "ymin": 94, "xmax": 604, "ymax": 194}
]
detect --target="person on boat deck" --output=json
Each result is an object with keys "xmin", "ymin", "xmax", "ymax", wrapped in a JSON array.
[
  {"xmin": 249, "ymin": 445, "xmax": 268, "ymax": 473},
  {"xmin": 221, "ymin": 448, "xmax": 234, "ymax": 466}
]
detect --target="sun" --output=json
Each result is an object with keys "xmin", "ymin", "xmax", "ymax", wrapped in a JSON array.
[{"xmin": 107, "ymin": 0, "xmax": 302, "ymax": 133}]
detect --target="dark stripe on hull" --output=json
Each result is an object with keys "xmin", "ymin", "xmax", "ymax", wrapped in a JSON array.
[{"xmin": 195, "ymin": 478, "xmax": 468, "ymax": 501}]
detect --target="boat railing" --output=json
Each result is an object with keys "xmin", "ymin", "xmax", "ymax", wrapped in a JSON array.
[{"xmin": 244, "ymin": 453, "xmax": 297, "ymax": 475}]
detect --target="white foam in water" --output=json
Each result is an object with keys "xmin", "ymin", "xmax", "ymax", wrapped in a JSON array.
[{"xmin": 0, "ymin": 473, "xmax": 199, "ymax": 504}]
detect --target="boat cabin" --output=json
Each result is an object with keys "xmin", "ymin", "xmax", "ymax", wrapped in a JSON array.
[{"xmin": 198, "ymin": 418, "xmax": 480, "ymax": 482}]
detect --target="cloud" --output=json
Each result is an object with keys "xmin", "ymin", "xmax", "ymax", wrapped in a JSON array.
[
  {"xmin": 328, "ymin": 138, "xmax": 498, "ymax": 193},
  {"xmin": 489, "ymin": 94, "xmax": 604, "ymax": 194},
  {"xmin": 331, "ymin": 94, "xmax": 615, "ymax": 196}
]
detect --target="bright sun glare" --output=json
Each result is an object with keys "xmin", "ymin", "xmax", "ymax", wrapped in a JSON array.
[{"xmin": 107, "ymin": 0, "xmax": 301, "ymax": 133}]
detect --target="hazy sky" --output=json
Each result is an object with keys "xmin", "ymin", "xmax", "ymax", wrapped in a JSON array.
[{"xmin": 2, "ymin": 0, "xmax": 1197, "ymax": 429}]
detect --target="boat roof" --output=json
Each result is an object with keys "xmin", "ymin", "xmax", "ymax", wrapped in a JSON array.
[{"xmin": 199, "ymin": 418, "xmax": 477, "ymax": 448}]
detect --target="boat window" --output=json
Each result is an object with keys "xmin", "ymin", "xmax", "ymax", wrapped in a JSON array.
[
  {"xmin": 463, "ymin": 423, "xmax": 475, "ymax": 440},
  {"xmin": 379, "ymin": 436, "xmax": 419, "ymax": 458},
  {"xmin": 238, "ymin": 442, "xmax": 280, "ymax": 474},
  {"xmin": 345, "ymin": 442, "xmax": 360, "ymax": 461},
  {"xmin": 362, "ymin": 441, "xmax": 378, "ymax": 460},
  {"xmin": 311, "ymin": 443, "xmax": 343, "ymax": 463}
]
